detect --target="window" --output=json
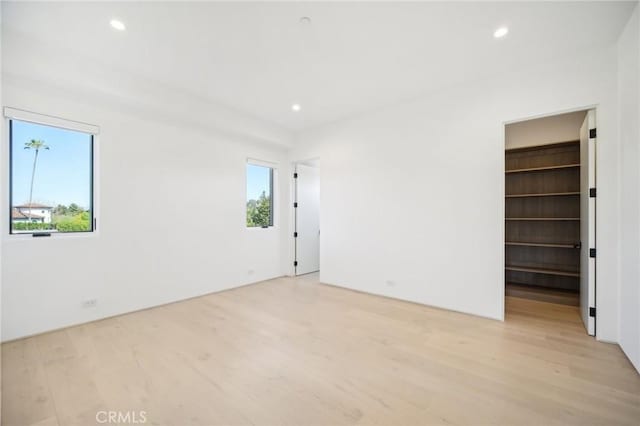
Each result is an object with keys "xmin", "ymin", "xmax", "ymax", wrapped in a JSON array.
[
  {"xmin": 246, "ymin": 162, "xmax": 274, "ymax": 228},
  {"xmin": 9, "ymin": 118, "xmax": 95, "ymax": 234}
]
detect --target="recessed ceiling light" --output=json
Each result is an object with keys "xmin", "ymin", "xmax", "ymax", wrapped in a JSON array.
[
  {"xmin": 300, "ymin": 16, "xmax": 311, "ymax": 25},
  {"xmin": 494, "ymin": 27, "xmax": 508, "ymax": 39},
  {"xmin": 291, "ymin": 104, "xmax": 301, "ymax": 112},
  {"xmin": 110, "ymin": 19, "xmax": 126, "ymax": 31}
]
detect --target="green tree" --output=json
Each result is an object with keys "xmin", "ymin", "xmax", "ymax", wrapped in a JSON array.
[
  {"xmin": 51, "ymin": 203, "xmax": 91, "ymax": 233},
  {"xmin": 23, "ymin": 139, "xmax": 49, "ymax": 218},
  {"xmin": 246, "ymin": 191, "xmax": 271, "ymax": 227},
  {"xmin": 54, "ymin": 211, "xmax": 90, "ymax": 232},
  {"xmin": 68, "ymin": 203, "xmax": 81, "ymax": 215},
  {"xmin": 53, "ymin": 204, "xmax": 69, "ymax": 216},
  {"xmin": 246, "ymin": 199, "xmax": 258, "ymax": 227}
]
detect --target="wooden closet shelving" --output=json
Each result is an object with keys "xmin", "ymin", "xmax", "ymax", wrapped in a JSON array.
[
  {"xmin": 505, "ymin": 141, "xmax": 581, "ymax": 304},
  {"xmin": 506, "ymin": 192, "xmax": 580, "ymax": 198},
  {"xmin": 505, "ymin": 163, "xmax": 581, "ymax": 174},
  {"xmin": 505, "ymin": 266, "xmax": 580, "ymax": 278},
  {"xmin": 505, "ymin": 217, "xmax": 579, "ymax": 221},
  {"xmin": 505, "ymin": 241, "xmax": 577, "ymax": 249}
]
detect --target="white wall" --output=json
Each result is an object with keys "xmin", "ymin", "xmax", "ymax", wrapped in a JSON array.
[
  {"xmin": 505, "ymin": 110, "xmax": 586, "ymax": 149},
  {"xmin": 292, "ymin": 46, "xmax": 621, "ymax": 342},
  {"xmin": 1, "ymin": 77, "xmax": 291, "ymax": 341},
  {"xmin": 617, "ymin": 4, "xmax": 640, "ymax": 372}
]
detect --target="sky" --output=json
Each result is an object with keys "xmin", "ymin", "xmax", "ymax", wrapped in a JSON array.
[
  {"xmin": 246, "ymin": 164, "xmax": 272, "ymax": 201},
  {"xmin": 11, "ymin": 120, "xmax": 92, "ymax": 209}
]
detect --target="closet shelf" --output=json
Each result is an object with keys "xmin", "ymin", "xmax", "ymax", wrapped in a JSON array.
[
  {"xmin": 505, "ymin": 217, "xmax": 580, "ymax": 221},
  {"xmin": 505, "ymin": 140, "xmax": 580, "ymax": 153},
  {"xmin": 505, "ymin": 266, "xmax": 580, "ymax": 278},
  {"xmin": 505, "ymin": 192, "xmax": 580, "ymax": 198},
  {"xmin": 505, "ymin": 241, "xmax": 578, "ymax": 249},
  {"xmin": 506, "ymin": 282, "xmax": 580, "ymax": 306},
  {"xmin": 505, "ymin": 163, "xmax": 580, "ymax": 174},
  {"xmin": 504, "ymin": 140, "xmax": 582, "ymax": 297}
]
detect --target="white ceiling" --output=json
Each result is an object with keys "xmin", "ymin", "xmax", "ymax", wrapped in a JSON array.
[{"xmin": 2, "ymin": 1, "xmax": 637, "ymax": 132}]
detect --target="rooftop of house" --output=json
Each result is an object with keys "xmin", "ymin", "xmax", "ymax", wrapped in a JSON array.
[
  {"xmin": 14, "ymin": 203, "xmax": 52, "ymax": 209},
  {"xmin": 11, "ymin": 208, "xmax": 44, "ymax": 220}
]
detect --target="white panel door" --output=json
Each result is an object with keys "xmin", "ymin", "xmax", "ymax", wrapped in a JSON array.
[
  {"xmin": 580, "ymin": 110, "xmax": 596, "ymax": 336},
  {"xmin": 295, "ymin": 164, "xmax": 320, "ymax": 275}
]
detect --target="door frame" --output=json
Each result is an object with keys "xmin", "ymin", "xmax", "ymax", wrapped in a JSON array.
[
  {"xmin": 580, "ymin": 110, "xmax": 597, "ymax": 335},
  {"xmin": 502, "ymin": 104, "xmax": 598, "ymax": 336}
]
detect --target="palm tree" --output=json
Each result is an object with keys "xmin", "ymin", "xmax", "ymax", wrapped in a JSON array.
[{"xmin": 24, "ymin": 139, "xmax": 49, "ymax": 220}]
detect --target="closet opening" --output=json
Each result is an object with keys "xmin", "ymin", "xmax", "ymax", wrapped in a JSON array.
[{"xmin": 504, "ymin": 109, "xmax": 597, "ymax": 336}]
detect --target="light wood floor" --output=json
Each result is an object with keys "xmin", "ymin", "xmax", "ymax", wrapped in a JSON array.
[
  {"xmin": 506, "ymin": 282, "xmax": 580, "ymax": 306},
  {"xmin": 3, "ymin": 274, "xmax": 639, "ymax": 426}
]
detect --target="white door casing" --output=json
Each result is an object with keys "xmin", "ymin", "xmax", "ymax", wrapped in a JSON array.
[{"xmin": 580, "ymin": 110, "xmax": 596, "ymax": 336}]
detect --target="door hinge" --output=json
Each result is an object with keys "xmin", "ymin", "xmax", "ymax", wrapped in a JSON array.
[
  {"xmin": 294, "ymin": 261, "xmax": 298, "ymax": 267},
  {"xmin": 293, "ymin": 202, "xmax": 298, "ymax": 208},
  {"xmin": 574, "ymin": 242, "xmax": 582, "ymax": 249},
  {"xmin": 293, "ymin": 173, "xmax": 298, "ymax": 179},
  {"xmin": 589, "ymin": 128, "xmax": 597, "ymax": 139},
  {"xmin": 589, "ymin": 188, "xmax": 597, "ymax": 198},
  {"xmin": 589, "ymin": 248, "xmax": 597, "ymax": 258},
  {"xmin": 293, "ymin": 232, "xmax": 298, "ymax": 238},
  {"xmin": 589, "ymin": 307, "xmax": 596, "ymax": 318}
]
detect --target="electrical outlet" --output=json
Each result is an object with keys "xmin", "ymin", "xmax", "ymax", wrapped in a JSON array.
[
  {"xmin": 82, "ymin": 298, "xmax": 97, "ymax": 308},
  {"xmin": 386, "ymin": 280, "xmax": 396, "ymax": 287}
]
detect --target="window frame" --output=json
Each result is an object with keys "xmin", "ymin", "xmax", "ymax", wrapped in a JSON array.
[
  {"xmin": 246, "ymin": 158, "xmax": 277, "ymax": 229},
  {"xmin": 4, "ymin": 108, "xmax": 99, "ymax": 239}
]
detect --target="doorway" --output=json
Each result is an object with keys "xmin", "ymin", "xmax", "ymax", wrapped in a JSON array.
[
  {"xmin": 504, "ymin": 109, "xmax": 596, "ymax": 336},
  {"xmin": 294, "ymin": 160, "xmax": 320, "ymax": 276}
]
